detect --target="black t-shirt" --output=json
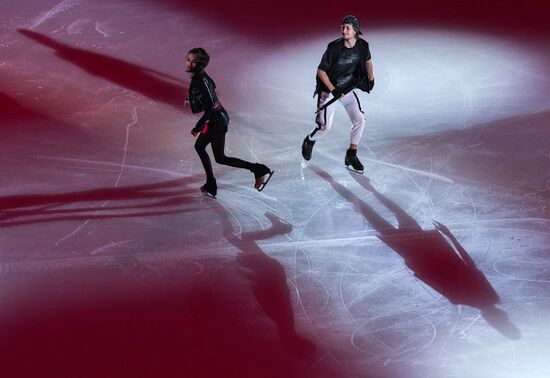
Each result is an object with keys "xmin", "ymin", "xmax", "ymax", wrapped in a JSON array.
[{"xmin": 316, "ymin": 37, "xmax": 371, "ymax": 93}]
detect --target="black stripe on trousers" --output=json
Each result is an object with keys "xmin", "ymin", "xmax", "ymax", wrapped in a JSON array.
[{"xmin": 352, "ymin": 91, "xmax": 364, "ymax": 114}]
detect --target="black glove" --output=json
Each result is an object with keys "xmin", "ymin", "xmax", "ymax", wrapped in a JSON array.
[
  {"xmin": 331, "ymin": 87, "xmax": 343, "ymax": 98},
  {"xmin": 368, "ymin": 79, "xmax": 375, "ymax": 92}
]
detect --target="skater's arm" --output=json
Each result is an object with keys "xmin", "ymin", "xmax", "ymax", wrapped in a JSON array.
[
  {"xmin": 192, "ymin": 75, "xmax": 219, "ymax": 135},
  {"xmin": 366, "ymin": 59, "xmax": 375, "ymax": 91},
  {"xmin": 317, "ymin": 69, "xmax": 335, "ymax": 92},
  {"xmin": 366, "ymin": 59, "xmax": 374, "ymax": 81}
]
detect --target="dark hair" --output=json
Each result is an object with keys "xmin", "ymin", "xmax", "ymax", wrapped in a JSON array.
[{"xmin": 188, "ymin": 47, "xmax": 210, "ymax": 72}]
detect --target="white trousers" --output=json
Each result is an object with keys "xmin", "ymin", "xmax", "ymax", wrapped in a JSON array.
[{"xmin": 310, "ymin": 91, "xmax": 365, "ymax": 145}]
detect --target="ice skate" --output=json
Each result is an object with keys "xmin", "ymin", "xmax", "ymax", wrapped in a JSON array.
[
  {"xmin": 301, "ymin": 136, "xmax": 315, "ymax": 161},
  {"xmin": 345, "ymin": 149, "xmax": 364, "ymax": 174},
  {"xmin": 253, "ymin": 164, "xmax": 274, "ymax": 192},
  {"xmin": 200, "ymin": 178, "xmax": 217, "ymax": 198}
]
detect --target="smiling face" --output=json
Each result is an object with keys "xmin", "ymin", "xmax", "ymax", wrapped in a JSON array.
[
  {"xmin": 341, "ymin": 23, "xmax": 357, "ymax": 41},
  {"xmin": 185, "ymin": 52, "xmax": 199, "ymax": 73}
]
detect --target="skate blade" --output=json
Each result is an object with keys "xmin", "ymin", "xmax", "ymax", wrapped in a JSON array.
[
  {"xmin": 345, "ymin": 165, "xmax": 364, "ymax": 175},
  {"xmin": 200, "ymin": 188, "xmax": 216, "ymax": 199},
  {"xmin": 256, "ymin": 171, "xmax": 274, "ymax": 192}
]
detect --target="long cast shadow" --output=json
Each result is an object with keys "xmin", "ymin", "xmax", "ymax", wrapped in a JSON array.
[
  {"xmin": 311, "ymin": 165, "xmax": 521, "ymax": 340},
  {"xmin": 213, "ymin": 205, "xmax": 316, "ymax": 360},
  {"xmin": 1, "ymin": 92, "xmax": 66, "ymax": 123},
  {"xmin": 18, "ymin": 29, "xmax": 186, "ymax": 110},
  {"xmin": 0, "ymin": 176, "xmax": 205, "ymax": 228},
  {"xmin": 0, "ymin": 92, "xmax": 93, "ymax": 145}
]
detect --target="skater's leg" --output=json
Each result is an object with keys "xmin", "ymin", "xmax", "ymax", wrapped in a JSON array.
[
  {"xmin": 195, "ymin": 132, "xmax": 216, "ymax": 181},
  {"xmin": 341, "ymin": 91, "xmax": 365, "ymax": 147},
  {"xmin": 194, "ymin": 131, "xmax": 217, "ymax": 196},
  {"xmin": 310, "ymin": 91, "xmax": 336, "ymax": 141},
  {"xmin": 345, "ymin": 148, "xmax": 364, "ymax": 172},
  {"xmin": 341, "ymin": 91, "xmax": 366, "ymax": 172},
  {"xmin": 253, "ymin": 165, "xmax": 274, "ymax": 191},
  {"xmin": 210, "ymin": 131, "xmax": 254, "ymax": 171},
  {"xmin": 302, "ymin": 91, "xmax": 337, "ymax": 160},
  {"xmin": 211, "ymin": 131, "xmax": 273, "ymax": 190}
]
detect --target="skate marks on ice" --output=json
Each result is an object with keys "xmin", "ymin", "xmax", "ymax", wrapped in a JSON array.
[
  {"xmin": 310, "ymin": 165, "xmax": 521, "ymax": 340},
  {"xmin": 0, "ymin": 198, "xmax": 328, "ymax": 376},
  {"xmin": 53, "ymin": 107, "xmax": 140, "ymax": 244},
  {"xmin": 213, "ymin": 203, "xmax": 317, "ymax": 361},
  {"xmin": 30, "ymin": 0, "xmax": 82, "ymax": 30},
  {"xmin": 35, "ymin": 156, "xmax": 189, "ymax": 178},
  {"xmin": 213, "ymin": 200, "xmax": 407, "ymax": 377},
  {"xmin": 359, "ymin": 156, "xmax": 454, "ymax": 184},
  {"xmin": 209, "ymin": 198, "xmax": 408, "ymax": 375}
]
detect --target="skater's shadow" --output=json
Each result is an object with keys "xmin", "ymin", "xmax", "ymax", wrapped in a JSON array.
[
  {"xmin": 18, "ymin": 29, "xmax": 186, "ymax": 110},
  {"xmin": 214, "ymin": 205, "xmax": 316, "ymax": 360},
  {"xmin": 311, "ymin": 165, "xmax": 521, "ymax": 340},
  {"xmin": 0, "ymin": 176, "xmax": 206, "ymax": 228},
  {"xmin": 0, "ymin": 92, "xmax": 93, "ymax": 147},
  {"xmin": 0, "ymin": 92, "xmax": 71, "ymax": 124}
]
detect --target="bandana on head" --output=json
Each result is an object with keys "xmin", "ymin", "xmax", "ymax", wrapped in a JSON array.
[{"xmin": 342, "ymin": 15, "xmax": 362, "ymax": 35}]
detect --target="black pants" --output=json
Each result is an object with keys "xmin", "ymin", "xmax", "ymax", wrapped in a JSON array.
[{"xmin": 194, "ymin": 126, "xmax": 254, "ymax": 181}]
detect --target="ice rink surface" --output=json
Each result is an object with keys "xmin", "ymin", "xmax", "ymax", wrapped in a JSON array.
[{"xmin": 1, "ymin": 1, "xmax": 549, "ymax": 377}]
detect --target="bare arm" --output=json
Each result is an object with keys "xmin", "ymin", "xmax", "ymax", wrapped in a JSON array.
[
  {"xmin": 317, "ymin": 69, "xmax": 336, "ymax": 92},
  {"xmin": 366, "ymin": 59, "xmax": 374, "ymax": 81}
]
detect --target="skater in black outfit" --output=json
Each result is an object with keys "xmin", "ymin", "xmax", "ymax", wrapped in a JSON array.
[
  {"xmin": 302, "ymin": 15, "xmax": 374, "ymax": 173},
  {"xmin": 186, "ymin": 48, "xmax": 273, "ymax": 197}
]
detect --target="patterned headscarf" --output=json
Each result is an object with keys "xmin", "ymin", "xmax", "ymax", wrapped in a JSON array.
[{"xmin": 342, "ymin": 15, "xmax": 362, "ymax": 35}]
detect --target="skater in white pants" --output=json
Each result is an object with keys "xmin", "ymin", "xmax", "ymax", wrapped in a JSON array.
[{"xmin": 302, "ymin": 15, "xmax": 374, "ymax": 173}]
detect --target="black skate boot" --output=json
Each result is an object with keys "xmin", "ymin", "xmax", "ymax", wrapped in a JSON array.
[
  {"xmin": 201, "ymin": 178, "xmax": 217, "ymax": 198},
  {"xmin": 252, "ymin": 164, "xmax": 274, "ymax": 192},
  {"xmin": 345, "ymin": 149, "xmax": 364, "ymax": 174},
  {"xmin": 301, "ymin": 136, "xmax": 315, "ymax": 161}
]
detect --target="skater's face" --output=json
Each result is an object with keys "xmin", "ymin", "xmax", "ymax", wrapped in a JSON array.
[
  {"xmin": 341, "ymin": 23, "xmax": 357, "ymax": 40},
  {"xmin": 186, "ymin": 53, "xmax": 200, "ymax": 73}
]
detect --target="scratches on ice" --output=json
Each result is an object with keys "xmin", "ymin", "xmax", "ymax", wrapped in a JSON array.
[
  {"xmin": 31, "ymin": 0, "xmax": 81, "ymax": 30},
  {"xmin": 55, "ymin": 108, "xmax": 138, "ymax": 246}
]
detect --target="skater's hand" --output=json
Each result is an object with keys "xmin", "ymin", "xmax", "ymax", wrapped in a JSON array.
[
  {"xmin": 368, "ymin": 79, "xmax": 375, "ymax": 92},
  {"xmin": 331, "ymin": 87, "xmax": 343, "ymax": 98},
  {"xmin": 184, "ymin": 98, "xmax": 190, "ymax": 106},
  {"xmin": 192, "ymin": 121, "xmax": 207, "ymax": 136}
]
